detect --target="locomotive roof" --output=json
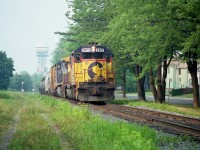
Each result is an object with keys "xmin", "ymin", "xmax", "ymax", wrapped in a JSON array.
[{"xmin": 72, "ymin": 45, "xmax": 114, "ymax": 56}]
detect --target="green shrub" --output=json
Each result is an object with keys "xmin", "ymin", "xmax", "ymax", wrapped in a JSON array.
[
  {"xmin": 170, "ymin": 89, "xmax": 182, "ymax": 96},
  {"xmin": 181, "ymin": 88, "xmax": 193, "ymax": 94},
  {"xmin": 170, "ymin": 88, "xmax": 193, "ymax": 96}
]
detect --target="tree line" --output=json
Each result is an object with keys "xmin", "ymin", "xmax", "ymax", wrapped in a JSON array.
[
  {"xmin": 0, "ymin": 51, "xmax": 43, "ymax": 92},
  {"xmin": 0, "ymin": 51, "xmax": 14, "ymax": 90},
  {"xmin": 53, "ymin": 0, "xmax": 199, "ymax": 107},
  {"xmin": 8, "ymin": 72, "xmax": 43, "ymax": 92}
]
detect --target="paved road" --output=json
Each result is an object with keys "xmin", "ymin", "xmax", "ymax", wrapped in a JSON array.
[{"xmin": 115, "ymin": 94, "xmax": 194, "ymax": 106}]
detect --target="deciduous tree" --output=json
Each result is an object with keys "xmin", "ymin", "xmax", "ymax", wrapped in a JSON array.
[
  {"xmin": 0, "ymin": 51, "xmax": 14, "ymax": 90},
  {"xmin": 8, "ymin": 71, "xmax": 33, "ymax": 92}
]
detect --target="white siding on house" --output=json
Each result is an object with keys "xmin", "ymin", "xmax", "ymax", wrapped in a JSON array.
[{"xmin": 165, "ymin": 60, "xmax": 200, "ymax": 89}]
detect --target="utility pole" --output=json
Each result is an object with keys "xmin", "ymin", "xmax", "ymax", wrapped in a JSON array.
[{"xmin": 21, "ymin": 81, "xmax": 24, "ymax": 92}]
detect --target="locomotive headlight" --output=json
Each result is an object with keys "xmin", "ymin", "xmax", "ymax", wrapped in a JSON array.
[{"xmin": 91, "ymin": 46, "xmax": 96, "ymax": 52}]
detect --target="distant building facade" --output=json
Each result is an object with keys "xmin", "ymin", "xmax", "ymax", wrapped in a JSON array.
[{"xmin": 166, "ymin": 60, "xmax": 200, "ymax": 89}]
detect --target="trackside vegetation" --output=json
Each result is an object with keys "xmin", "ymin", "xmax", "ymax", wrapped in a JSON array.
[
  {"xmin": 53, "ymin": 0, "xmax": 200, "ymax": 107},
  {"xmin": 0, "ymin": 91, "xmax": 198, "ymax": 149}
]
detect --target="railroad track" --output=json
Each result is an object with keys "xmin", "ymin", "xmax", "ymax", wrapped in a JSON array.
[
  {"xmin": 90, "ymin": 103, "xmax": 200, "ymax": 140},
  {"xmin": 59, "ymin": 98, "xmax": 200, "ymax": 140}
]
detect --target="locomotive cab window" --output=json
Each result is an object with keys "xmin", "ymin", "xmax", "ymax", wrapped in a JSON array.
[
  {"xmin": 73, "ymin": 53, "xmax": 81, "ymax": 62},
  {"xmin": 61, "ymin": 62, "xmax": 68, "ymax": 74},
  {"xmin": 82, "ymin": 53, "xmax": 92, "ymax": 59},
  {"xmin": 104, "ymin": 53, "xmax": 110, "ymax": 62},
  {"xmin": 82, "ymin": 53, "xmax": 104, "ymax": 59},
  {"xmin": 93, "ymin": 53, "xmax": 103, "ymax": 59}
]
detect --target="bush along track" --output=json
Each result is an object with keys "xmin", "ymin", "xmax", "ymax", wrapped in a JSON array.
[{"xmin": 0, "ymin": 91, "xmax": 199, "ymax": 149}]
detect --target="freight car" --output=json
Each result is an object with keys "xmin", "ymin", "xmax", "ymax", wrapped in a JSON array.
[
  {"xmin": 40, "ymin": 43, "xmax": 115, "ymax": 102},
  {"xmin": 39, "ymin": 77, "xmax": 45, "ymax": 94}
]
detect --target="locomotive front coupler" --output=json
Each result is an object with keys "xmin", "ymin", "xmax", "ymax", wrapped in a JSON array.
[{"xmin": 91, "ymin": 87, "xmax": 104, "ymax": 96}]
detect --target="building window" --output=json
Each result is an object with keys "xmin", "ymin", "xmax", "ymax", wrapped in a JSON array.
[
  {"xmin": 168, "ymin": 67, "xmax": 170, "ymax": 73},
  {"xmin": 189, "ymin": 79, "xmax": 192, "ymax": 87}
]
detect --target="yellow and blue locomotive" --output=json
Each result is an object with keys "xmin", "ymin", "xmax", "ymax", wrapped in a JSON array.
[{"xmin": 41, "ymin": 43, "xmax": 115, "ymax": 102}]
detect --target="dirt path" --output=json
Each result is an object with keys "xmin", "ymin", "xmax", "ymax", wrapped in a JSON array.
[
  {"xmin": 0, "ymin": 103, "xmax": 24, "ymax": 150},
  {"xmin": 40, "ymin": 113, "xmax": 74, "ymax": 150}
]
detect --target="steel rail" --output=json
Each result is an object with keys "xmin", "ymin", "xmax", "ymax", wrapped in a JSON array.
[
  {"xmin": 91, "ymin": 104, "xmax": 200, "ymax": 138},
  {"xmin": 107, "ymin": 104, "xmax": 200, "ymax": 125}
]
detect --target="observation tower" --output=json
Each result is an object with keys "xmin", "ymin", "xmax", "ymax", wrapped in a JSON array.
[{"xmin": 35, "ymin": 41, "xmax": 49, "ymax": 74}]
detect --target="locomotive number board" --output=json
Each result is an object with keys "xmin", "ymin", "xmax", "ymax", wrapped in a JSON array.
[{"xmin": 82, "ymin": 48, "xmax": 104, "ymax": 53}]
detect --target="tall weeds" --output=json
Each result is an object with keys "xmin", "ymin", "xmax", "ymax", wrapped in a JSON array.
[{"xmin": 1, "ymin": 91, "xmax": 195, "ymax": 150}]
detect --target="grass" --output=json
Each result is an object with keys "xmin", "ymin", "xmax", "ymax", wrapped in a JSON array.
[
  {"xmin": 40, "ymin": 96, "xmax": 159, "ymax": 150},
  {"xmin": 9, "ymin": 100, "xmax": 61, "ymax": 149},
  {"xmin": 116, "ymin": 91, "xmax": 194, "ymax": 98},
  {"xmin": 0, "ymin": 91, "xmax": 24, "ymax": 143},
  {"xmin": 1, "ymin": 92, "xmax": 159, "ymax": 149},
  {"xmin": 0, "ymin": 91, "xmax": 199, "ymax": 149},
  {"xmin": 175, "ymin": 93, "xmax": 193, "ymax": 98}
]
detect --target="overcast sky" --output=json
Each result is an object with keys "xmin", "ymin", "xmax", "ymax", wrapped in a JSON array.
[{"xmin": 0, "ymin": 0, "xmax": 69, "ymax": 75}]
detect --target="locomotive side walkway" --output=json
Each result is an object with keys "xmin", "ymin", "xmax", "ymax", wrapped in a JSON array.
[{"xmin": 115, "ymin": 93, "xmax": 194, "ymax": 106}]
